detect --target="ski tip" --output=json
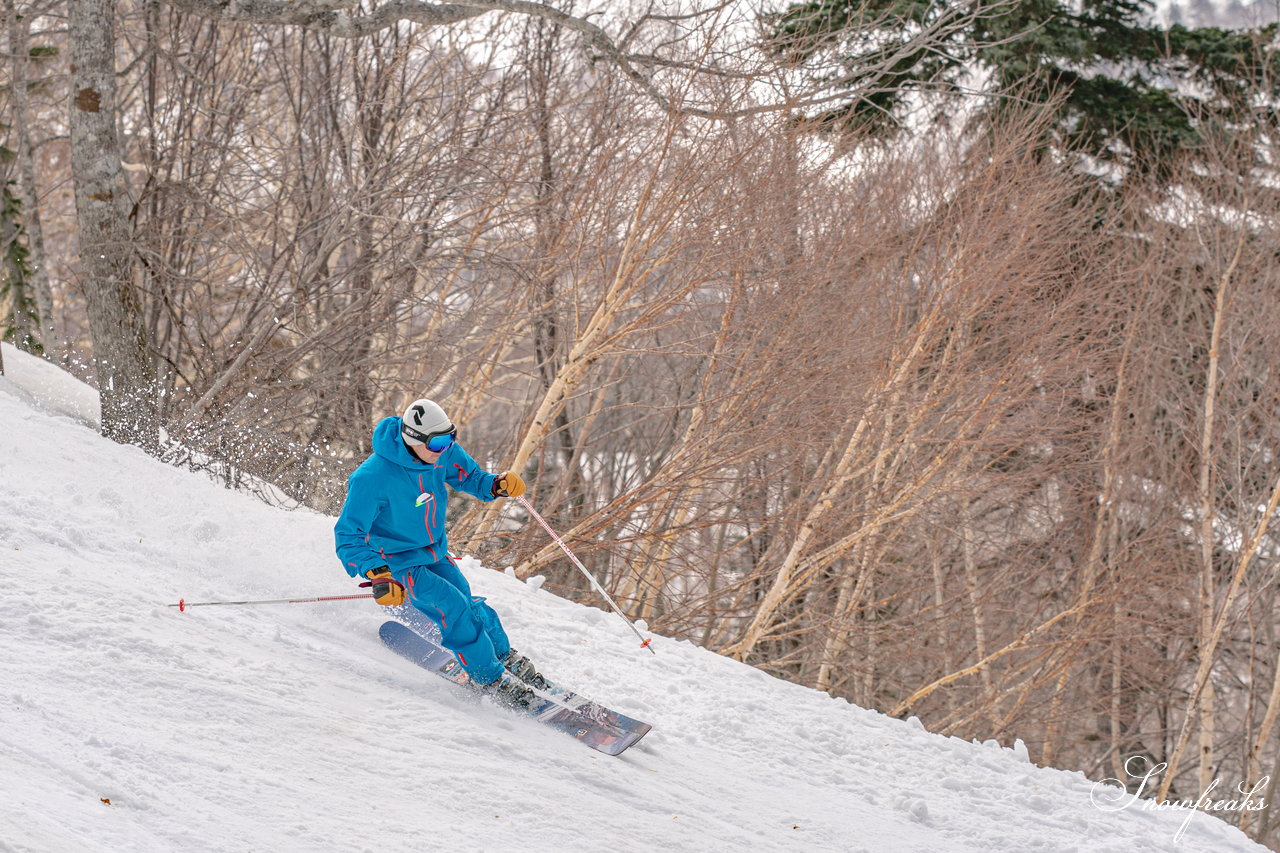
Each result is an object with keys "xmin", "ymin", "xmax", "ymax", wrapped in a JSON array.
[
  {"xmin": 605, "ymin": 726, "xmax": 653, "ymax": 756},
  {"xmin": 379, "ymin": 620, "xmax": 419, "ymax": 644}
]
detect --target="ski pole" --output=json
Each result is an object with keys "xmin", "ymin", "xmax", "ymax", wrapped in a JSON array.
[
  {"xmin": 170, "ymin": 593, "xmax": 375, "ymax": 612},
  {"xmin": 515, "ymin": 495, "xmax": 655, "ymax": 654}
]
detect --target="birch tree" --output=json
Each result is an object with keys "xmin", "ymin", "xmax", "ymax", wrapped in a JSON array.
[{"xmin": 69, "ymin": 0, "xmax": 160, "ymax": 449}]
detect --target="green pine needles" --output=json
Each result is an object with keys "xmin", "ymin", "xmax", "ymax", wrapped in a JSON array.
[
  {"xmin": 0, "ymin": 172, "xmax": 42, "ymax": 355},
  {"xmin": 766, "ymin": 0, "xmax": 1278, "ymax": 170}
]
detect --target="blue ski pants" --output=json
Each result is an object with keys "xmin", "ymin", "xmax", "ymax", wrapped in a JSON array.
[{"xmin": 392, "ymin": 558, "xmax": 510, "ymax": 685}]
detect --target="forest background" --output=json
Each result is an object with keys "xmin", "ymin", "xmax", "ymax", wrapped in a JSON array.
[{"xmin": 4, "ymin": 0, "xmax": 1280, "ymax": 844}]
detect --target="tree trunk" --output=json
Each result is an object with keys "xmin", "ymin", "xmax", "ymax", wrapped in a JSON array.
[
  {"xmin": 1157, "ymin": 231, "xmax": 1249, "ymax": 801},
  {"xmin": 5, "ymin": 0, "xmax": 58, "ymax": 359},
  {"xmin": 69, "ymin": 0, "xmax": 159, "ymax": 450}
]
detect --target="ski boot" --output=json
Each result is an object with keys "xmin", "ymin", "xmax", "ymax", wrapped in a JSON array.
[
  {"xmin": 475, "ymin": 670, "xmax": 536, "ymax": 711},
  {"xmin": 502, "ymin": 648, "xmax": 549, "ymax": 690}
]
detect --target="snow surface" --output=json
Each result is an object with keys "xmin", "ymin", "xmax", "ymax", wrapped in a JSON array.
[{"xmin": 0, "ymin": 342, "xmax": 1269, "ymax": 853}]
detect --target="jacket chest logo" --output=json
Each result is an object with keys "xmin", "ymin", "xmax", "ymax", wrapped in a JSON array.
[{"xmin": 415, "ymin": 492, "xmax": 434, "ymax": 508}]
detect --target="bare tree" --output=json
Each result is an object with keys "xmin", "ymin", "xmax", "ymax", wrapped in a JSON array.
[{"xmin": 69, "ymin": 0, "xmax": 160, "ymax": 448}]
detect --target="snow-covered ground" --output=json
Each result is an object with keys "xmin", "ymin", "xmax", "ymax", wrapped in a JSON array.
[{"xmin": 0, "ymin": 343, "xmax": 1269, "ymax": 853}]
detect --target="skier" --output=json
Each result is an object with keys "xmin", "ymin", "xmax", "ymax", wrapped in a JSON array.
[{"xmin": 335, "ymin": 398, "xmax": 545, "ymax": 707}]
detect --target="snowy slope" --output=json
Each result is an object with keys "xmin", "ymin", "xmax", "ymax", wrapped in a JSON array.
[{"xmin": 0, "ymin": 343, "xmax": 1268, "ymax": 853}]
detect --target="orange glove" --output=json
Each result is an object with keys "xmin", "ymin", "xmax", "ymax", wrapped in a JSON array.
[
  {"xmin": 361, "ymin": 567, "xmax": 406, "ymax": 606},
  {"xmin": 492, "ymin": 471, "xmax": 526, "ymax": 498}
]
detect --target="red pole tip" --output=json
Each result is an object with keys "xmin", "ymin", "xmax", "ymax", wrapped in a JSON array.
[
  {"xmin": 640, "ymin": 637, "xmax": 652, "ymax": 649},
  {"xmin": 178, "ymin": 598, "xmax": 185, "ymax": 612}
]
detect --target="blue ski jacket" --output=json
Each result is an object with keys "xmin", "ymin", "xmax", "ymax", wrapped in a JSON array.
[{"xmin": 334, "ymin": 416, "xmax": 498, "ymax": 577}]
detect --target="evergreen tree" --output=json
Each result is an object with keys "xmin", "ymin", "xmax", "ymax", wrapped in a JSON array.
[
  {"xmin": 768, "ymin": 0, "xmax": 1278, "ymax": 168},
  {"xmin": 0, "ymin": 169, "xmax": 41, "ymax": 355}
]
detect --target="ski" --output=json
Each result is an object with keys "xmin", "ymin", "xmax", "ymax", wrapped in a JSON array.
[{"xmin": 379, "ymin": 620, "xmax": 652, "ymax": 756}]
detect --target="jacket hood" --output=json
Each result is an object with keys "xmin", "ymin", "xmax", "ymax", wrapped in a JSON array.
[{"xmin": 371, "ymin": 416, "xmax": 427, "ymax": 468}]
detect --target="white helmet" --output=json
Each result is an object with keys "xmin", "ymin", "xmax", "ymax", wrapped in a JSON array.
[{"xmin": 400, "ymin": 398, "xmax": 454, "ymax": 446}]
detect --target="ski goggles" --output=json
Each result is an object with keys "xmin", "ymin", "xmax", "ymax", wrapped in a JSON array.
[{"xmin": 401, "ymin": 422, "xmax": 457, "ymax": 453}]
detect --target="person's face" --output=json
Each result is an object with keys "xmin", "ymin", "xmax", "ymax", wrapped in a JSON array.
[
  {"xmin": 409, "ymin": 443, "xmax": 441, "ymax": 464},
  {"xmin": 402, "ymin": 422, "xmax": 456, "ymax": 463}
]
